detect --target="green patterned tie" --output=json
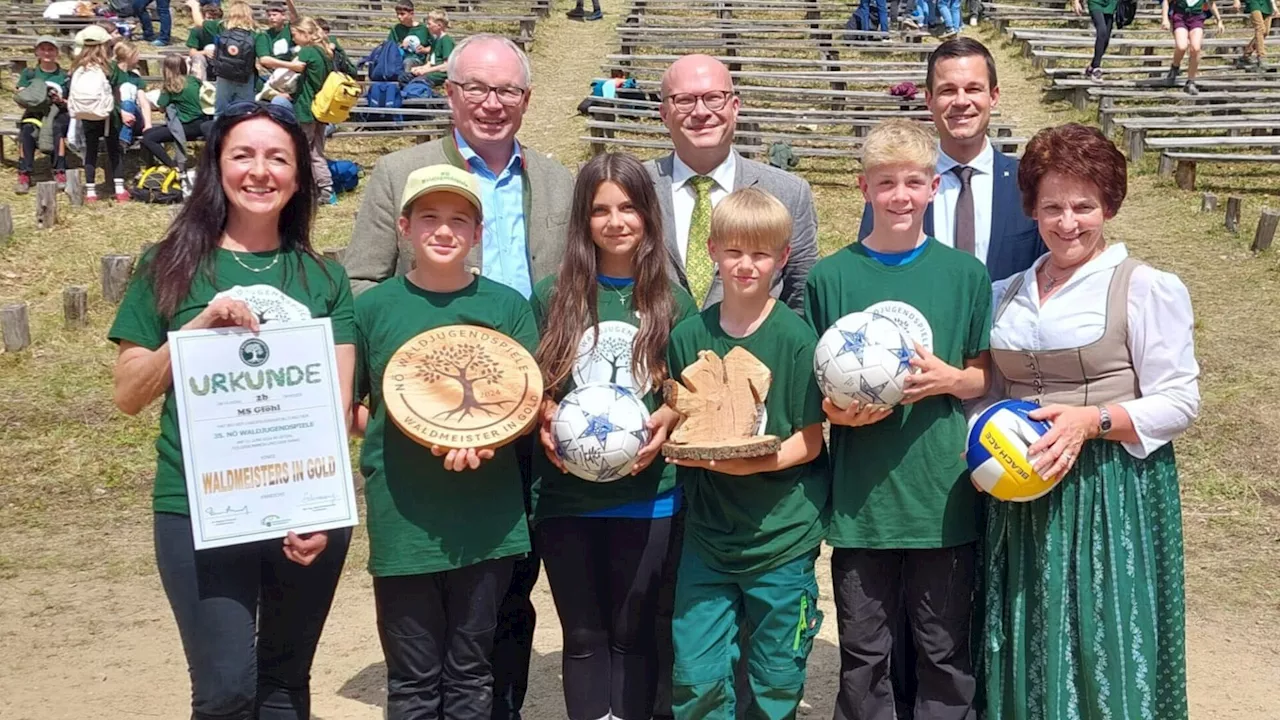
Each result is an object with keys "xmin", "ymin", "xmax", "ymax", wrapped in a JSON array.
[{"xmin": 686, "ymin": 175, "xmax": 717, "ymax": 305}]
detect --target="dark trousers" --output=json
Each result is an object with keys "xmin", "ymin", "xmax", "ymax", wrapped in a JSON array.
[
  {"xmin": 537, "ymin": 515, "xmax": 673, "ymax": 720},
  {"xmin": 1090, "ymin": 8, "xmax": 1116, "ymax": 68},
  {"xmin": 18, "ymin": 113, "xmax": 69, "ymax": 173},
  {"xmin": 134, "ymin": 0, "xmax": 173, "ymax": 42},
  {"xmin": 141, "ymin": 120, "xmax": 209, "ymax": 168},
  {"xmin": 376, "ymin": 558, "xmax": 516, "ymax": 720},
  {"xmin": 81, "ymin": 118, "xmax": 123, "ymax": 187},
  {"xmin": 154, "ymin": 512, "xmax": 350, "ymax": 720},
  {"xmin": 492, "ymin": 435, "xmax": 538, "ymax": 720},
  {"xmin": 831, "ymin": 545, "xmax": 976, "ymax": 720}
]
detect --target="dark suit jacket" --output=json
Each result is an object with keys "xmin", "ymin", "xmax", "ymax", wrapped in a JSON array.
[
  {"xmin": 645, "ymin": 152, "xmax": 820, "ymax": 313},
  {"xmin": 858, "ymin": 148, "xmax": 1046, "ymax": 282}
]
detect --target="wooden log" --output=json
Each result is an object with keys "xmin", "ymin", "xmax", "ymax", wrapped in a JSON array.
[
  {"xmin": 1157, "ymin": 153, "xmax": 1176, "ymax": 178},
  {"xmin": 1, "ymin": 302, "xmax": 30, "ymax": 352},
  {"xmin": 662, "ymin": 347, "xmax": 780, "ymax": 459},
  {"xmin": 1072, "ymin": 87, "xmax": 1090, "ymax": 112},
  {"xmin": 63, "ymin": 286, "xmax": 87, "ymax": 328},
  {"xmin": 35, "ymin": 181, "xmax": 57, "ymax": 229},
  {"xmin": 65, "ymin": 168, "xmax": 85, "ymax": 207},
  {"xmin": 1201, "ymin": 192, "xmax": 1218, "ymax": 213},
  {"xmin": 1125, "ymin": 128, "xmax": 1144, "ymax": 162},
  {"xmin": 1174, "ymin": 160, "xmax": 1196, "ymax": 191},
  {"xmin": 101, "ymin": 254, "xmax": 135, "ymax": 304},
  {"xmin": 0, "ymin": 204, "xmax": 12, "ymax": 245},
  {"xmin": 1252, "ymin": 208, "xmax": 1280, "ymax": 252},
  {"xmin": 1226, "ymin": 196, "xmax": 1243, "ymax": 233}
]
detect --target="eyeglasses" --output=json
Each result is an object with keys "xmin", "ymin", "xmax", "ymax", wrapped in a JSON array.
[
  {"xmin": 448, "ymin": 80, "xmax": 527, "ymax": 107},
  {"xmin": 221, "ymin": 101, "xmax": 299, "ymax": 127},
  {"xmin": 665, "ymin": 90, "xmax": 734, "ymax": 114}
]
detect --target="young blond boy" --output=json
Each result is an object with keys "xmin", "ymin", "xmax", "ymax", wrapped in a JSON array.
[
  {"xmin": 659, "ymin": 187, "xmax": 829, "ymax": 719},
  {"xmin": 354, "ymin": 165, "xmax": 538, "ymax": 720},
  {"xmin": 803, "ymin": 119, "xmax": 991, "ymax": 720}
]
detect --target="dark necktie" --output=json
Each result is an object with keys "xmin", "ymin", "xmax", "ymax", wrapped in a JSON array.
[{"xmin": 953, "ymin": 165, "xmax": 976, "ymax": 255}]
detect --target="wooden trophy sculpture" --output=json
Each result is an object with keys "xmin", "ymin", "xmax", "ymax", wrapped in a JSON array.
[{"xmin": 661, "ymin": 347, "xmax": 781, "ymax": 460}]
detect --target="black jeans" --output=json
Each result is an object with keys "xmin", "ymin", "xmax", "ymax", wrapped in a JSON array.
[
  {"xmin": 537, "ymin": 515, "xmax": 674, "ymax": 720},
  {"xmin": 81, "ymin": 118, "xmax": 124, "ymax": 187},
  {"xmin": 154, "ymin": 512, "xmax": 351, "ymax": 720},
  {"xmin": 832, "ymin": 545, "xmax": 977, "ymax": 720},
  {"xmin": 140, "ymin": 120, "xmax": 210, "ymax": 168},
  {"xmin": 491, "ymin": 436, "xmax": 538, "ymax": 720},
  {"xmin": 18, "ymin": 112, "xmax": 69, "ymax": 173},
  {"xmin": 376, "ymin": 558, "xmax": 517, "ymax": 720},
  {"xmin": 1090, "ymin": 8, "xmax": 1116, "ymax": 68}
]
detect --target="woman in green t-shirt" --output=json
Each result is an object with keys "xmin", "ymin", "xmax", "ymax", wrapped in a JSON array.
[
  {"xmin": 531, "ymin": 152, "xmax": 696, "ymax": 720},
  {"xmin": 139, "ymin": 55, "xmax": 212, "ymax": 168},
  {"xmin": 108, "ymin": 104, "xmax": 355, "ymax": 719},
  {"xmin": 281, "ymin": 18, "xmax": 335, "ymax": 204}
]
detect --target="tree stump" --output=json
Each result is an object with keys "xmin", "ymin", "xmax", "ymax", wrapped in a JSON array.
[
  {"xmin": 35, "ymin": 181, "xmax": 57, "ymax": 229},
  {"xmin": 1201, "ymin": 192, "xmax": 1218, "ymax": 213},
  {"xmin": 1174, "ymin": 160, "xmax": 1196, "ymax": 191},
  {"xmin": 1, "ymin": 302, "xmax": 30, "ymax": 352},
  {"xmin": 1251, "ymin": 209, "xmax": 1280, "ymax": 253},
  {"xmin": 63, "ymin": 286, "xmax": 88, "ymax": 328},
  {"xmin": 1125, "ymin": 129, "xmax": 1144, "ymax": 163},
  {"xmin": 662, "ymin": 347, "xmax": 781, "ymax": 460},
  {"xmin": 101, "ymin": 254, "xmax": 135, "ymax": 304},
  {"xmin": 65, "ymin": 168, "xmax": 85, "ymax": 206},
  {"xmin": 0, "ymin": 204, "xmax": 12, "ymax": 245},
  {"xmin": 1157, "ymin": 154, "xmax": 1176, "ymax": 178},
  {"xmin": 1226, "ymin": 196, "xmax": 1243, "ymax": 234}
]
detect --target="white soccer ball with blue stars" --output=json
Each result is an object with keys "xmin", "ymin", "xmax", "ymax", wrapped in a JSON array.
[
  {"xmin": 814, "ymin": 311, "xmax": 917, "ymax": 409},
  {"xmin": 551, "ymin": 382, "xmax": 651, "ymax": 483}
]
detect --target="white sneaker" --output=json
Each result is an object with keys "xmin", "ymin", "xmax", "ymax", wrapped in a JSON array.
[{"xmin": 970, "ymin": 15, "xmax": 978, "ymax": 25}]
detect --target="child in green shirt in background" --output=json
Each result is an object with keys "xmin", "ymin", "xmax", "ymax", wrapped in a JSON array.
[
  {"xmin": 804, "ymin": 119, "xmax": 991, "ymax": 720},
  {"xmin": 409, "ymin": 9, "xmax": 455, "ymax": 88},
  {"xmin": 389, "ymin": 0, "xmax": 431, "ymax": 69},
  {"xmin": 662, "ymin": 188, "xmax": 829, "ymax": 720},
  {"xmin": 354, "ymin": 165, "xmax": 537, "ymax": 718}
]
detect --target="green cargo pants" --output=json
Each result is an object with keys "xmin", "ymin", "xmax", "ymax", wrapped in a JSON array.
[{"xmin": 672, "ymin": 546, "xmax": 823, "ymax": 720}]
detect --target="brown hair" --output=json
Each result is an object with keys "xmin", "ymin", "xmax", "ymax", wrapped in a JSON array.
[
  {"xmin": 72, "ymin": 43, "xmax": 111, "ymax": 73},
  {"xmin": 926, "ymin": 37, "xmax": 998, "ymax": 93},
  {"xmin": 1018, "ymin": 123, "xmax": 1127, "ymax": 218},
  {"xmin": 161, "ymin": 54, "xmax": 188, "ymax": 94},
  {"xmin": 535, "ymin": 152, "xmax": 678, "ymax": 396}
]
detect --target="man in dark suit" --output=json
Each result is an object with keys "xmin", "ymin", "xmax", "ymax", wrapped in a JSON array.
[
  {"xmin": 858, "ymin": 37, "xmax": 1045, "ymax": 282},
  {"xmin": 645, "ymin": 54, "xmax": 819, "ymax": 312}
]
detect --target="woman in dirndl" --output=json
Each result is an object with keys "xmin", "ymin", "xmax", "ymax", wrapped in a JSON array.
[{"xmin": 979, "ymin": 122, "xmax": 1201, "ymax": 720}]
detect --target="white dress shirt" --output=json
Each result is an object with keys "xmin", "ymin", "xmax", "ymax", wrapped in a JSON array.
[
  {"xmin": 671, "ymin": 151, "xmax": 736, "ymax": 264},
  {"xmin": 990, "ymin": 244, "xmax": 1201, "ymax": 459},
  {"xmin": 934, "ymin": 140, "xmax": 995, "ymax": 266}
]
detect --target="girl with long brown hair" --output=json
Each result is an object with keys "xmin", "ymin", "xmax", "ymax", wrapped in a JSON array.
[
  {"xmin": 139, "ymin": 55, "xmax": 212, "ymax": 168},
  {"xmin": 531, "ymin": 151, "xmax": 696, "ymax": 720}
]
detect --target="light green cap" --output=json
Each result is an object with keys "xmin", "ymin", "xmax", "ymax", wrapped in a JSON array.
[{"xmin": 399, "ymin": 164, "xmax": 483, "ymax": 219}]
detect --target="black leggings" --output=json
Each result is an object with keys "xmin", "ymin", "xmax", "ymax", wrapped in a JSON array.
[
  {"xmin": 1090, "ymin": 7, "xmax": 1116, "ymax": 68},
  {"xmin": 81, "ymin": 118, "xmax": 123, "ymax": 187},
  {"xmin": 18, "ymin": 112, "xmax": 69, "ymax": 173},
  {"xmin": 140, "ymin": 119, "xmax": 210, "ymax": 168},
  {"xmin": 536, "ymin": 515, "xmax": 674, "ymax": 720}
]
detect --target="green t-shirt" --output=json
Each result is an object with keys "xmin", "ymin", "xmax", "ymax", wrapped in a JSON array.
[
  {"xmin": 17, "ymin": 65, "xmax": 69, "ymax": 96},
  {"xmin": 428, "ymin": 33, "xmax": 455, "ymax": 67},
  {"xmin": 255, "ymin": 24, "xmax": 295, "ymax": 61},
  {"xmin": 803, "ymin": 239, "xmax": 992, "ymax": 550},
  {"xmin": 1171, "ymin": 0, "xmax": 1208, "ymax": 15},
  {"xmin": 355, "ymin": 275, "xmax": 538, "ymax": 577},
  {"xmin": 108, "ymin": 62, "xmax": 143, "ymax": 126},
  {"xmin": 1244, "ymin": 0, "xmax": 1274, "ymax": 14},
  {"xmin": 389, "ymin": 22, "xmax": 431, "ymax": 48},
  {"xmin": 292, "ymin": 45, "xmax": 329, "ymax": 124},
  {"xmin": 529, "ymin": 275, "xmax": 698, "ymax": 522},
  {"xmin": 158, "ymin": 75, "xmax": 205, "ymax": 124},
  {"xmin": 666, "ymin": 301, "xmax": 828, "ymax": 575},
  {"xmin": 186, "ymin": 25, "xmax": 214, "ymax": 50},
  {"xmin": 106, "ymin": 249, "xmax": 357, "ymax": 516}
]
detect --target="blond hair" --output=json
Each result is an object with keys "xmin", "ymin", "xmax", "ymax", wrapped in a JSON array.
[
  {"xmin": 294, "ymin": 17, "xmax": 333, "ymax": 60},
  {"xmin": 161, "ymin": 54, "xmax": 189, "ymax": 94},
  {"xmin": 709, "ymin": 187, "xmax": 792, "ymax": 253},
  {"xmin": 861, "ymin": 119, "xmax": 938, "ymax": 174},
  {"xmin": 72, "ymin": 43, "xmax": 111, "ymax": 73},
  {"xmin": 113, "ymin": 40, "xmax": 139, "ymax": 67},
  {"xmin": 427, "ymin": 9, "xmax": 450, "ymax": 27},
  {"xmin": 223, "ymin": 1, "xmax": 256, "ymax": 30}
]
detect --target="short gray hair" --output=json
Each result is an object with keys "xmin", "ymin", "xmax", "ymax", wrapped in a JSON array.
[{"xmin": 446, "ymin": 34, "xmax": 532, "ymax": 88}]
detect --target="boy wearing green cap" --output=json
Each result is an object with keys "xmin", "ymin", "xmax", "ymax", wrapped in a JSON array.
[
  {"xmin": 353, "ymin": 165, "xmax": 538, "ymax": 719},
  {"xmin": 15, "ymin": 36, "xmax": 70, "ymax": 194}
]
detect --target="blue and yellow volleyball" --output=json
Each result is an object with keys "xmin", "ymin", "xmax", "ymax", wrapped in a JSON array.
[{"xmin": 966, "ymin": 400, "xmax": 1056, "ymax": 502}]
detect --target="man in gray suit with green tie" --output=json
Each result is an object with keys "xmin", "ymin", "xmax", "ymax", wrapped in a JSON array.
[{"xmin": 644, "ymin": 54, "xmax": 819, "ymax": 312}]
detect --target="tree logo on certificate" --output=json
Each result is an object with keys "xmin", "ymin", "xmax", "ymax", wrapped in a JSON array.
[
  {"xmin": 384, "ymin": 325, "xmax": 544, "ymax": 451},
  {"xmin": 239, "ymin": 338, "xmax": 270, "ymax": 367}
]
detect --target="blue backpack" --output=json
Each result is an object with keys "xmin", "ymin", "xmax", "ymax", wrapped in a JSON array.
[
  {"xmin": 361, "ymin": 39, "xmax": 405, "ymax": 82},
  {"xmin": 327, "ymin": 159, "xmax": 361, "ymax": 193},
  {"xmin": 402, "ymin": 77, "xmax": 436, "ymax": 99},
  {"xmin": 365, "ymin": 81, "xmax": 404, "ymax": 124}
]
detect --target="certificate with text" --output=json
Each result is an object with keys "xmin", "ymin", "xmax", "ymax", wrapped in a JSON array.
[{"xmin": 168, "ymin": 318, "xmax": 358, "ymax": 550}]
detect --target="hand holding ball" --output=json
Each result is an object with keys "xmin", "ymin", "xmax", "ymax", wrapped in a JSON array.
[{"xmin": 966, "ymin": 400, "xmax": 1058, "ymax": 502}]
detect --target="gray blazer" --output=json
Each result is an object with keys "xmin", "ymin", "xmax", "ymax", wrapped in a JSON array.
[
  {"xmin": 343, "ymin": 137, "xmax": 575, "ymax": 296},
  {"xmin": 644, "ymin": 151, "xmax": 820, "ymax": 313}
]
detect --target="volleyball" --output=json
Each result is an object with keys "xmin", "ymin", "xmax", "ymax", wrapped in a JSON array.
[
  {"xmin": 966, "ymin": 399, "xmax": 1057, "ymax": 502},
  {"xmin": 550, "ymin": 383, "xmax": 651, "ymax": 483},
  {"xmin": 813, "ymin": 311, "xmax": 917, "ymax": 408}
]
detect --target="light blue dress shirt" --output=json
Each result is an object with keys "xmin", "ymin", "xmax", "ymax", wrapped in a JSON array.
[{"xmin": 454, "ymin": 130, "xmax": 531, "ymax": 298}]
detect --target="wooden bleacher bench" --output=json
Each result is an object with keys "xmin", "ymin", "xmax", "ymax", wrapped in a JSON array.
[{"xmin": 1158, "ymin": 150, "xmax": 1280, "ymax": 189}]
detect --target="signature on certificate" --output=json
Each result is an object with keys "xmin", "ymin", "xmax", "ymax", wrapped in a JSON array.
[{"xmin": 206, "ymin": 505, "xmax": 250, "ymax": 517}]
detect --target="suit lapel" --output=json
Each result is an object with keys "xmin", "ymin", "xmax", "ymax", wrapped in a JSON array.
[
  {"xmin": 988, "ymin": 150, "xmax": 1014, "ymax": 279},
  {"xmin": 654, "ymin": 154, "xmax": 686, "ymax": 288}
]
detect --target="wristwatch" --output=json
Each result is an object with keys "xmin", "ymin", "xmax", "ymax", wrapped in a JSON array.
[{"xmin": 1097, "ymin": 405, "xmax": 1113, "ymax": 438}]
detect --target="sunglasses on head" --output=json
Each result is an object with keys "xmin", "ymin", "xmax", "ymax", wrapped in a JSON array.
[{"xmin": 221, "ymin": 101, "xmax": 299, "ymax": 127}]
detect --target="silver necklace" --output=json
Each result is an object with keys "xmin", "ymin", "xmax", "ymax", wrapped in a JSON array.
[
  {"xmin": 1039, "ymin": 264, "xmax": 1070, "ymax": 294},
  {"xmin": 229, "ymin": 249, "xmax": 282, "ymax": 273}
]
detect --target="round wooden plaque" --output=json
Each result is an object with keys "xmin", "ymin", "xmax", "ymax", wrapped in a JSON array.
[{"xmin": 383, "ymin": 325, "xmax": 544, "ymax": 451}]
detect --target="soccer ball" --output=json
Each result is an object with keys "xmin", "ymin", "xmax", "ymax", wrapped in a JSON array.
[
  {"xmin": 551, "ymin": 383, "xmax": 651, "ymax": 483},
  {"xmin": 813, "ymin": 311, "xmax": 917, "ymax": 408},
  {"xmin": 966, "ymin": 400, "xmax": 1056, "ymax": 502}
]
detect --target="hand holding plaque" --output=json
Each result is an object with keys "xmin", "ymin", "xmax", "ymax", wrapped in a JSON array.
[{"xmin": 661, "ymin": 347, "xmax": 782, "ymax": 460}]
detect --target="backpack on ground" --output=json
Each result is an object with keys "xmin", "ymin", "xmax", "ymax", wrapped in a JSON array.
[
  {"xmin": 16, "ymin": 82, "xmax": 52, "ymax": 112},
  {"xmin": 213, "ymin": 27, "xmax": 256, "ymax": 82},
  {"xmin": 312, "ymin": 68, "xmax": 361, "ymax": 124},
  {"xmin": 327, "ymin": 159, "xmax": 361, "ymax": 193},
  {"xmin": 360, "ymin": 39, "xmax": 406, "ymax": 82},
  {"xmin": 129, "ymin": 165, "xmax": 184, "ymax": 204},
  {"xmin": 68, "ymin": 65, "xmax": 114, "ymax": 121}
]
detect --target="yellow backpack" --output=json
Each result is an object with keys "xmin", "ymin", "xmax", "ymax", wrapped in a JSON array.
[{"xmin": 311, "ymin": 64, "xmax": 361, "ymax": 124}]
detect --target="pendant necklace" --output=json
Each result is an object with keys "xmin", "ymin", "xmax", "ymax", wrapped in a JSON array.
[{"xmin": 229, "ymin": 249, "xmax": 282, "ymax": 274}]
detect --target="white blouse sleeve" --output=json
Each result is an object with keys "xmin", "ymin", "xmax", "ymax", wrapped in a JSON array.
[{"xmin": 1119, "ymin": 266, "xmax": 1201, "ymax": 458}]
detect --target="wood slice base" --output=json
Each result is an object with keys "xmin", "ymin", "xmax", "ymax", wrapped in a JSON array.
[{"xmin": 663, "ymin": 435, "xmax": 781, "ymax": 461}]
